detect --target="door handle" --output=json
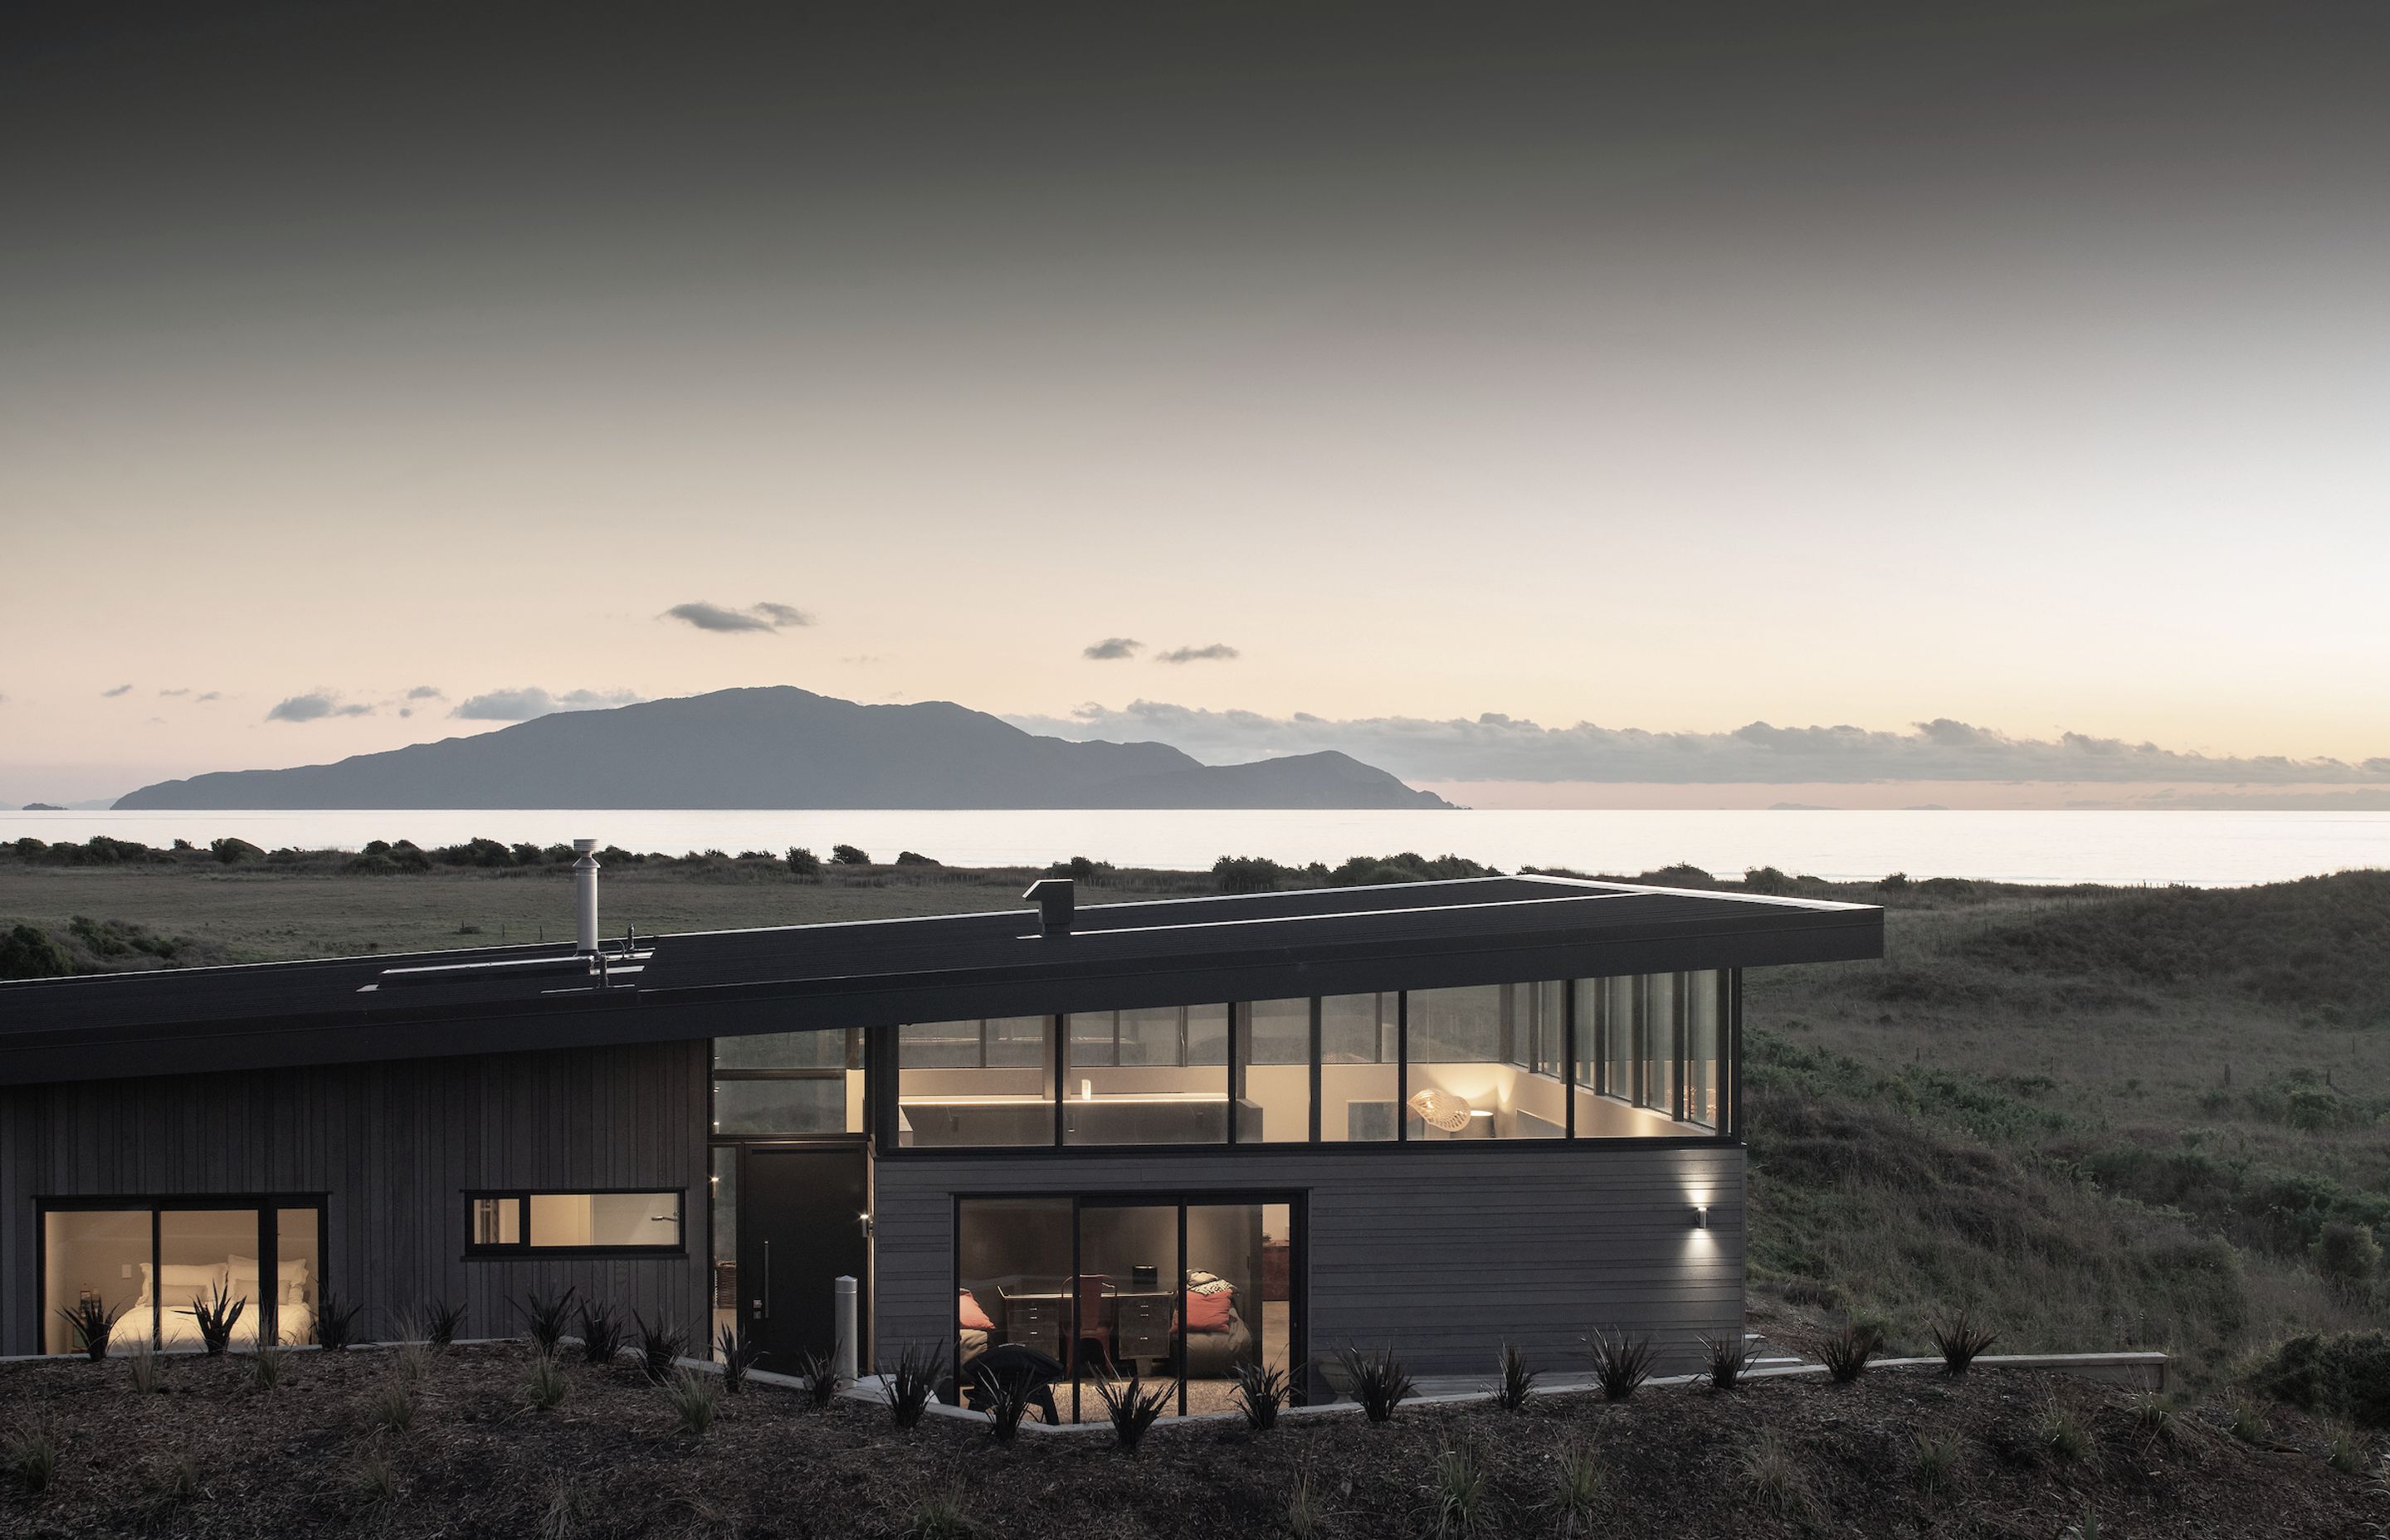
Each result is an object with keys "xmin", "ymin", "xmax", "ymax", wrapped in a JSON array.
[{"xmin": 762, "ymin": 1239, "xmax": 772, "ymax": 1320}]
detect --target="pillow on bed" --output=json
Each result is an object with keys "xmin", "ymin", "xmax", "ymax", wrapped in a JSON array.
[
  {"xmin": 1182, "ymin": 1286, "xmax": 1235, "ymax": 1334},
  {"xmin": 958, "ymin": 1289, "xmax": 996, "ymax": 1333}
]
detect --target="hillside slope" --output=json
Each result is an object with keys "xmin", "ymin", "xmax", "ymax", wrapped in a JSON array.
[{"xmin": 113, "ymin": 687, "xmax": 1453, "ymax": 810}]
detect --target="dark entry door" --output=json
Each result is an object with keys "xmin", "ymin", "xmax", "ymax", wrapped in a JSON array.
[{"xmin": 739, "ymin": 1146, "xmax": 870, "ymax": 1365}]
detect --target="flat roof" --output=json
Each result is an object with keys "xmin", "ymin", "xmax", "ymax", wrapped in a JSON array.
[{"xmin": 0, "ymin": 875, "xmax": 1880, "ymax": 1086}]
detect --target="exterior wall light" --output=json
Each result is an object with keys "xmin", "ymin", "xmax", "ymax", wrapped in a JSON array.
[{"xmin": 1691, "ymin": 1205, "xmax": 1710, "ymax": 1230}]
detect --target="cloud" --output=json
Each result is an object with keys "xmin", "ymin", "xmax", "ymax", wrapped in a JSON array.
[
  {"xmin": 1083, "ymin": 637, "xmax": 1143, "ymax": 660},
  {"xmin": 663, "ymin": 600, "xmax": 812, "ymax": 633},
  {"xmin": 193, "ymin": 691, "xmax": 223, "ymax": 703},
  {"xmin": 1002, "ymin": 701, "xmax": 2390, "ymax": 787},
  {"xmin": 406, "ymin": 685, "xmax": 443, "ymax": 700},
  {"xmin": 101, "ymin": 684, "xmax": 132, "ymax": 698},
  {"xmin": 1154, "ymin": 644, "xmax": 1240, "ymax": 664},
  {"xmin": 266, "ymin": 693, "xmax": 373, "ymax": 723},
  {"xmin": 159, "ymin": 687, "xmax": 188, "ymax": 698},
  {"xmin": 451, "ymin": 686, "xmax": 641, "ymax": 721}
]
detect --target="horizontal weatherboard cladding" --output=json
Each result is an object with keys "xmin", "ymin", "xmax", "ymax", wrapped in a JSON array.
[
  {"xmin": 0, "ymin": 1040, "xmax": 710, "ymax": 1357},
  {"xmin": 876, "ymin": 1143, "xmax": 1745, "ymax": 1386},
  {"xmin": 0, "ymin": 877, "xmax": 1879, "ymax": 1086}
]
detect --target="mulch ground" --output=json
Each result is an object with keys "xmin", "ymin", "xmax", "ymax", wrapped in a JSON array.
[{"xmin": 0, "ymin": 1343, "xmax": 2378, "ymax": 1538}]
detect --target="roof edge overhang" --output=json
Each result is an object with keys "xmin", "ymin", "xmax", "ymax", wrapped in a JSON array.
[{"xmin": 0, "ymin": 898, "xmax": 1880, "ymax": 1087}]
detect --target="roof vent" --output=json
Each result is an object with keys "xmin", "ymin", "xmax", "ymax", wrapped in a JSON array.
[
  {"xmin": 573, "ymin": 838, "xmax": 601, "ymax": 955},
  {"xmin": 1022, "ymin": 878, "xmax": 1074, "ymax": 937}
]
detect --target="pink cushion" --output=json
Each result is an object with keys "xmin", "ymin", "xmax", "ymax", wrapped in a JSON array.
[
  {"xmin": 958, "ymin": 1289, "xmax": 996, "ymax": 1333},
  {"xmin": 1182, "ymin": 1287, "xmax": 1233, "ymax": 1334}
]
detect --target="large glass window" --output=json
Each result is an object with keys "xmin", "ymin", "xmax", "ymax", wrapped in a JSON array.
[
  {"xmin": 1405, "ymin": 983, "xmax": 1566, "ymax": 1139},
  {"xmin": 956, "ymin": 1196, "xmax": 1301, "ymax": 1424},
  {"xmin": 1685, "ymin": 970, "xmax": 1722, "ymax": 1128},
  {"xmin": 1062, "ymin": 1006, "xmax": 1229, "ymax": 1145},
  {"xmin": 466, "ymin": 1191, "xmax": 683, "ymax": 1252},
  {"xmin": 41, "ymin": 1201, "xmax": 322, "ymax": 1353},
  {"xmin": 1319, "ymin": 992, "xmax": 1398, "ymax": 1142},
  {"xmin": 714, "ymin": 1029, "xmax": 862, "ymax": 1135},
  {"xmin": 885, "ymin": 972, "xmax": 1734, "ymax": 1149},
  {"xmin": 897, "ymin": 1017, "xmax": 1056, "ymax": 1147},
  {"xmin": 1234, "ymin": 999, "xmax": 1313, "ymax": 1143}
]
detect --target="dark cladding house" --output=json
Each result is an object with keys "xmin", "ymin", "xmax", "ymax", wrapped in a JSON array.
[{"xmin": 0, "ymin": 870, "xmax": 1879, "ymax": 1416}]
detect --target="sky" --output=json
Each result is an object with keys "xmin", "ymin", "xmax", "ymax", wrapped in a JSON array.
[{"xmin": 3, "ymin": 1, "xmax": 2387, "ymax": 806}]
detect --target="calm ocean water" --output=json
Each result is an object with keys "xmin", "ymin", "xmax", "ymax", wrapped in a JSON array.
[{"xmin": 4, "ymin": 808, "xmax": 2387, "ymax": 887}]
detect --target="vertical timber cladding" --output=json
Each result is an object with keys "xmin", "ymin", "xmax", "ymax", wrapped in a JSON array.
[
  {"xmin": 873, "ymin": 1143, "xmax": 1746, "ymax": 1382},
  {"xmin": 0, "ymin": 1040, "xmax": 710, "ymax": 1356}
]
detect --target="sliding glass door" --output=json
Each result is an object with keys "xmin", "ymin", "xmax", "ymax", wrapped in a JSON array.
[
  {"xmin": 41, "ymin": 1198, "xmax": 325, "ymax": 1353},
  {"xmin": 955, "ymin": 1194, "xmax": 1300, "ymax": 1422}
]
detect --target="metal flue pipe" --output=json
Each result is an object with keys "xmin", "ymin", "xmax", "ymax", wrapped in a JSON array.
[{"xmin": 573, "ymin": 838, "xmax": 600, "ymax": 954}]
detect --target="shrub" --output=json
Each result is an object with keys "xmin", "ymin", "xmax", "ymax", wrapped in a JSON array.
[
  {"xmin": 154, "ymin": 1452, "xmax": 205, "ymax": 1506},
  {"xmin": 1910, "ymin": 1431, "xmax": 1962, "ymax": 1494},
  {"xmin": 793, "ymin": 1343, "xmax": 842, "ymax": 1409},
  {"xmin": 1878, "ymin": 871, "xmax": 1910, "ymax": 891},
  {"xmin": 512, "ymin": 1287, "xmax": 578, "ymax": 1355},
  {"xmin": 2230, "ymin": 1398, "xmax": 2270, "ymax": 1445},
  {"xmin": 2252, "ymin": 1331, "xmax": 2390, "ymax": 1429},
  {"xmin": 899, "ymin": 1487, "xmax": 974, "ymax": 1540},
  {"xmin": 1324, "ymin": 851, "xmax": 1496, "ymax": 887},
  {"xmin": 1046, "ymin": 855, "xmax": 1112, "ymax": 882},
  {"xmin": 885, "ymin": 1341, "xmax": 943, "ymax": 1430},
  {"xmin": 785, "ymin": 846, "xmax": 822, "ymax": 877},
  {"xmin": 1743, "ymin": 865, "xmax": 1796, "ymax": 894},
  {"xmin": 2328, "ymin": 1421, "xmax": 2371, "ymax": 1474},
  {"xmin": 575, "ymin": 1300, "xmax": 626, "ymax": 1365},
  {"xmin": 251, "ymin": 1336, "xmax": 286, "ymax": 1391},
  {"xmin": 315, "ymin": 1293, "xmax": 363, "ymax": 1351},
  {"xmin": 367, "ymin": 1381, "xmax": 415, "ymax": 1435},
  {"xmin": 632, "ymin": 1312, "xmax": 687, "ymax": 1383},
  {"xmin": 895, "ymin": 850, "xmax": 939, "ymax": 867},
  {"xmin": 1286, "ymin": 1466, "xmax": 1324, "ymax": 1539},
  {"xmin": 56, "ymin": 1296, "xmax": 125, "ymax": 1361},
  {"xmin": 662, "ymin": 1368, "xmax": 721, "ymax": 1436},
  {"xmin": 1585, "ymin": 1330, "xmax": 1654, "ymax": 1401},
  {"xmin": 1336, "ymin": 1344, "xmax": 1413, "ymax": 1423},
  {"xmin": 1553, "ymin": 1437, "xmax": 1602, "ymax": 1534},
  {"xmin": 2037, "ymin": 1401, "xmax": 2091, "ymax": 1463},
  {"xmin": 2314, "ymin": 1222, "xmax": 2384, "ymax": 1289},
  {"xmin": 1427, "ymin": 1445, "xmax": 1486, "ymax": 1538},
  {"xmin": 1491, "ymin": 1343, "xmax": 1538, "ymax": 1410},
  {"xmin": 210, "ymin": 836, "xmax": 265, "ymax": 865},
  {"xmin": 3, "ymin": 1426, "xmax": 56, "ymax": 1494},
  {"xmin": 393, "ymin": 1339, "xmax": 432, "ymax": 1386},
  {"xmin": 715, "ymin": 1324, "xmax": 763, "ymax": 1395},
  {"xmin": 419, "ymin": 1298, "xmax": 466, "ymax": 1348},
  {"xmin": 830, "ymin": 844, "xmax": 871, "ymax": 865},
  {"xmin": 1212, "ymin": 855, "xmax": 1294, "ymax": 894},
  {"xmin": 2131, "ymin": 1393, "xmax": 2173, "ymax": 1444},
  {"xmin": 522, "ymin": 1351, "xmax": 570, "ymax": 1411},
  {"xmin": 0, "ymin": 924, "xmax": 71, "ymax": 980},
  {"xmin": 1821, "ymin": 1321, "xmax": 1880, "ymax": 1383},
  {"xmin": 1740, "ymin": 1430, "xmax": 1807, "ymax": 1517},
  {"xmin": 1700, "ymin": 1332, "xmax": 1758, "ymax": 1391},
  {"xmin": 353, "ymin": 1454, "xmax": 400, "ymax": 1509},
  {"xmin": 976, "ymin": 1362, "xmax": 1037, "ymax": 1443},
  {"xmin": 182, "ymin": 1279, "xmax": 246, "ymax": 1355},
  {"xmin": 1930, "ymin": 1309, "xmax": 1999, "ymax": 1376},
  {"xmin": 1093, "ymin": 1372, "xmax": 1171, "ymax": 1453},
  {"xmin": 125, "ymin": 1336, "xmax": 163, "ymax": 1394},
  {"xmin": 1231, "ymin": 1360, "xmax": 1290, "ymax": 1430}
]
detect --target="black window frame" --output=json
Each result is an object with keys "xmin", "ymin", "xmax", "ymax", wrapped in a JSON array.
[
  {"xmin": 33, "ymin": 1193, "xmax": 329, "ymax": 1353},
  {"xmin": 461, "ymin": 1187, "xmax": 689, "ymax": 1259},
  {"xmin": 879, "ymin": 971, "xmax": 1742, "ymax": 1157}
]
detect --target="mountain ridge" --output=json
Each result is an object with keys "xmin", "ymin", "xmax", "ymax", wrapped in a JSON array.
[{"xmin": 112, "ymin": 686, "xmax": 1455, "ymax": 810}]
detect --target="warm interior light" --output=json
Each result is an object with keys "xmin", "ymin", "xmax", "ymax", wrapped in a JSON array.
[
  {"xmin": 1407, "ymin": 1087, "xmax": 1472, "ymax": 1133},
  {"xmin": 1080, "ymin": 1078, "xmax": 1094, "ymax": 1101}
]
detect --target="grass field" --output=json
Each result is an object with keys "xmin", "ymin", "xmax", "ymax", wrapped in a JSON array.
[{"xmin": 6, "ymin": 843, "xmax": 2387, "ymax": 1404}]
